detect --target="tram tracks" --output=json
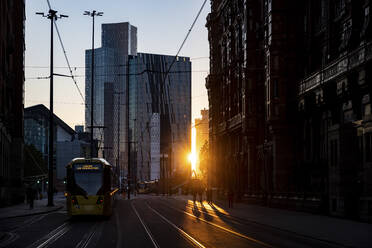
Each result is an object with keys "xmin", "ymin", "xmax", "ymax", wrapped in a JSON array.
[
  {"xmin": 146, "ymin": 199, "xmax": 274, "ymax": 248},
  {"xmin": 130, "ymin": 200, "xmax": 207, "ymax": 248},
  {"xmin": 144, "ymin": 202, "xmax": 207, "ymax": 248},
  {"xmin": 27, "ymin": 222, "xmax": 71, "ymax": 248},
  {"xmin": 159, "ymin": 198, "xmax": 346, "ymax": 248},
  {"xmin": 75, "ymin": 222, "xmax": 103, "ymax": 248},
  {"xmin": 130, "ymin": 198, "xmax": 274, "ymax": 248},
  {"xmin": 131, "ymin": 202, "xmax": 160, "ymax": 248}
]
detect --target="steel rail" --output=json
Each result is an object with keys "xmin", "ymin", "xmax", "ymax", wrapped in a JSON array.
[
  {"xmin": 131, "ymin": 202, "xmax": 160, "ymax": 248},
  {"xmin": 146, "ymin": 203, "xmax": 206, "ymax": 248}
]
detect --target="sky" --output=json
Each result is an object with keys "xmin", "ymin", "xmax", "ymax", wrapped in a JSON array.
[{"xmin": 25, "ymin": 0, "xmax": 210, "ymax": 129}]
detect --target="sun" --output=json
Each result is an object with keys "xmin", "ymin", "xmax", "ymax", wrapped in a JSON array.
[{"xmin": 188, "ymin": 153, "xmax": 196, "ymax": 165}]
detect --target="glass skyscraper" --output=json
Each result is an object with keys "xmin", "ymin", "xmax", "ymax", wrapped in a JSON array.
[
  {"xmin": 128, "ymin": 53, "xmax": 191, "ymax": 181},
  {"xmin": 86, "ymin": 22, "xmax": 191, "ymax": 185},
  {"xmin": 85, "ymin": 22, "xmax": 137, "ymax": 168}
]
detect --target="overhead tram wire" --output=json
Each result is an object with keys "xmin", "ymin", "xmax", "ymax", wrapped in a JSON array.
[
  {"xmin": 25, "ymin": 62, "xmax": 209, "ymax": 69},
  {"xmin": 25, "ymin": 69, "xmax": 210, "ymax": 80},
  {"xmin": 162, "ymin": 0, "xmax": 208, "ymax": 84},
  {"xmin": 25, "ymin": 56, "xmax": 208, "ymax": 69},
  {"xmin": 45, "ymin": 0, "xmax": 104, "ymax": 150}
]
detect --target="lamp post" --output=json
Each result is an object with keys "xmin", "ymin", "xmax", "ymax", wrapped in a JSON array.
[
  {"xmin": 36, "ymin": 9, "xmax": 68, "ymax": 207},
  {"xmin": 113, "ymin": 92, "xmax": 124, "ymax": 190},
  {"xmin": 84, "ymin": 10, "xmax": 103, "ymax": 158}
]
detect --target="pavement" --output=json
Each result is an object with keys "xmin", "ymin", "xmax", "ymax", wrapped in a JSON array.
[
  {"xmin": 171, "ymin": 194, "xmax": 372, "ymax": 248},
  {"xmin": 0, "ymin": 192, "xmax": 65, "ymax": 220}
]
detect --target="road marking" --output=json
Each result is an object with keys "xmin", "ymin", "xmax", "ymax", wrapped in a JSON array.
[
  {"xmin": 115, "ymin": 210, "xmax": 123, "ymax": 248},
  {"xmin": 75, "ymin": 222, "xmax": 98, "ymax": 248},
  {"xmin": 0, "ymin": 232, "xmax": 19, "ymax": 247},
  {"xmin": 131, "ymin": 202, "xmax": 160, "ymax": 248},
  {"xmin": 27, "ymin": 222, "xmax": 71, "ymax": 248},
  {"xmin": 146, "ymin": 203, "xmax": 206, "ymax": 248},
  {"xmin": 159, "ymin": 202, "xmax": 275, "ymax": 248}
]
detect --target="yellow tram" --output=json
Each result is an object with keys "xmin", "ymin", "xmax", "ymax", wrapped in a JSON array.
[{"xmin": 65, "ymin": 158, "xmax": 118, "ymax": 217}]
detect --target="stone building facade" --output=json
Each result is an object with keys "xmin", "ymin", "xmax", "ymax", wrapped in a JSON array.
[
  {"xmin": 206, "ymin": 0, "xmax": 266, "ymax": 198},
  {"xmin": 298, "ymin": 0, "xmax": 372, "ymax": 221},
  {"xmin": 206, "ymin": 0, "xmax": 372, "ymax": 221}
]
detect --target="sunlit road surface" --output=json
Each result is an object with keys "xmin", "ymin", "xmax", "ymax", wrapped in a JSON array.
[{"xmin": 0, "ymin": 195, "xmax": 345, "ymax": 248}]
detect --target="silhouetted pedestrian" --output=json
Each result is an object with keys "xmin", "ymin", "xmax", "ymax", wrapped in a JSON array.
[
  {"xmin": 228, "ymin": 189, "xmax": 234, "ymax": 208},
  {"xmin": 207, "ymin": 188, "xmax": 213, "ymax": 204},
  {"xmin": 26, "ymin": 185, "xmax": 36, "ymax": 209},
  {"xmin": 198, "ymin": 185, "xmax": 204, "ymax": 203}
]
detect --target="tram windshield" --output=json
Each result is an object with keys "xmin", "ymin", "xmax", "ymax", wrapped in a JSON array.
[{"xmin": 73, "ymin": 163, "xmax": 103, "ymax": 196}]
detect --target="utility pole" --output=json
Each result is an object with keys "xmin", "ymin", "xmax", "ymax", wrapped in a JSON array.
[
  {"xmin": 36, "ymin": 9, "xmax": 68, "ymax": 207},
  {"xmin": 84, "ymin": 10, "xmax": 103, "ymax": 158},
  {"xmin": 113, "ymin": 92, "xmax": 124, "ymax": 190}
]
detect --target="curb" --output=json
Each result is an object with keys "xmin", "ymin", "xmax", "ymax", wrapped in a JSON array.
[{"xmin": 0, "ymin": 205, "xmax": 64, "ymax": 220}]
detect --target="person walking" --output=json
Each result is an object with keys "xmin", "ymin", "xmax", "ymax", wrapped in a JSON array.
[
  {"xmin": 228, "ymin": 189, "xmax": 234, "ymax": 208},
  {"xmin": 26, "ymin": 185, "xmax": 35, "ymax": 209},
  {"xmin": 198, "ymin": 184, "xmax": 204, "ymax": 203},
  {"xmin": 207, "ymin": 188, "xmax": 213, "ymax": 204}
]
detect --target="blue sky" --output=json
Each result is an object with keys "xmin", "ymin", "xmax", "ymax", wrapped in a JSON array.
[{"xmin": 25, "ymin": 0, "xmax": 210, "ymax": 128}]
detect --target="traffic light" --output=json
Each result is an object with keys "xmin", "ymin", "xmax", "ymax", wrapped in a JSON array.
[{"xmin": 37, "ymin": 180, "xmax": 40, "ymax": 184}]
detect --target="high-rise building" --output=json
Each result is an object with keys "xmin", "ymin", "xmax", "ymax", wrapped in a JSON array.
[
  {"xmin": 128, "ymin": 53, "xmax": 191, "ymax": 182},
  {"xmin": 85, "ymin": 22, "xmax": 191, "ymax": 188},
  {"xmin": 0, "ymin": 0, "xmax": 25, "ymax": 206},
  {"xmin": 85, "ymin": 22, "xmax": 137, "ymax": 171}
]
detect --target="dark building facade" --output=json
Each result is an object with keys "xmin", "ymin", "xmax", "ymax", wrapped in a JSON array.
[
  {"xmin": 206, "ymin": 0, "xmax": 372, "ymax": 221},
  {"xmin": 297, "ymin": 0, "xmax": 372, "ymax": 221},
  {"xmin": 206, "ymin": 0, "xmax": 266, "ymax": 199},
  {"xmin": 0, "ymin": 0, "xmax": 25, "ymax": 206}
]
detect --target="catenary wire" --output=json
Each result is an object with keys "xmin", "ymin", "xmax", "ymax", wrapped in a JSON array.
[{"xmin": 46, "ymin": 0, "xmax": 104, "ymax": 149}]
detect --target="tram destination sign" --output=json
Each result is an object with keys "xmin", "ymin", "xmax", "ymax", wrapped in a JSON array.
[{"xmin": 74, "ymin": 164, "xmax": 102, "ymax": 171}]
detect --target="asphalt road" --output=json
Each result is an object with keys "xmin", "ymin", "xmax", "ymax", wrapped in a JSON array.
[{"xmin": 0, "ymin": 195, "xmax": 345, "ymax": 248}]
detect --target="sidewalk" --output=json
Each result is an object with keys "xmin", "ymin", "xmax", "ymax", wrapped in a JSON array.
[
  {"xmin": 172, "ymin": 194, "xmax": 372, "ymax": 248},
  {"xmin": 0, "ymin": 193, "xmax": 65, "ymax": 220}
]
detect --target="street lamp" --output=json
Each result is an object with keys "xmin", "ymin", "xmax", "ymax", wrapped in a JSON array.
[
  {"xmin": 84, "ymin": 10, "xmax": 103, "ymax": 158},
  {"xmin": 36, "ymin": 9, "xmax": 68, "ymax": 207}
]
